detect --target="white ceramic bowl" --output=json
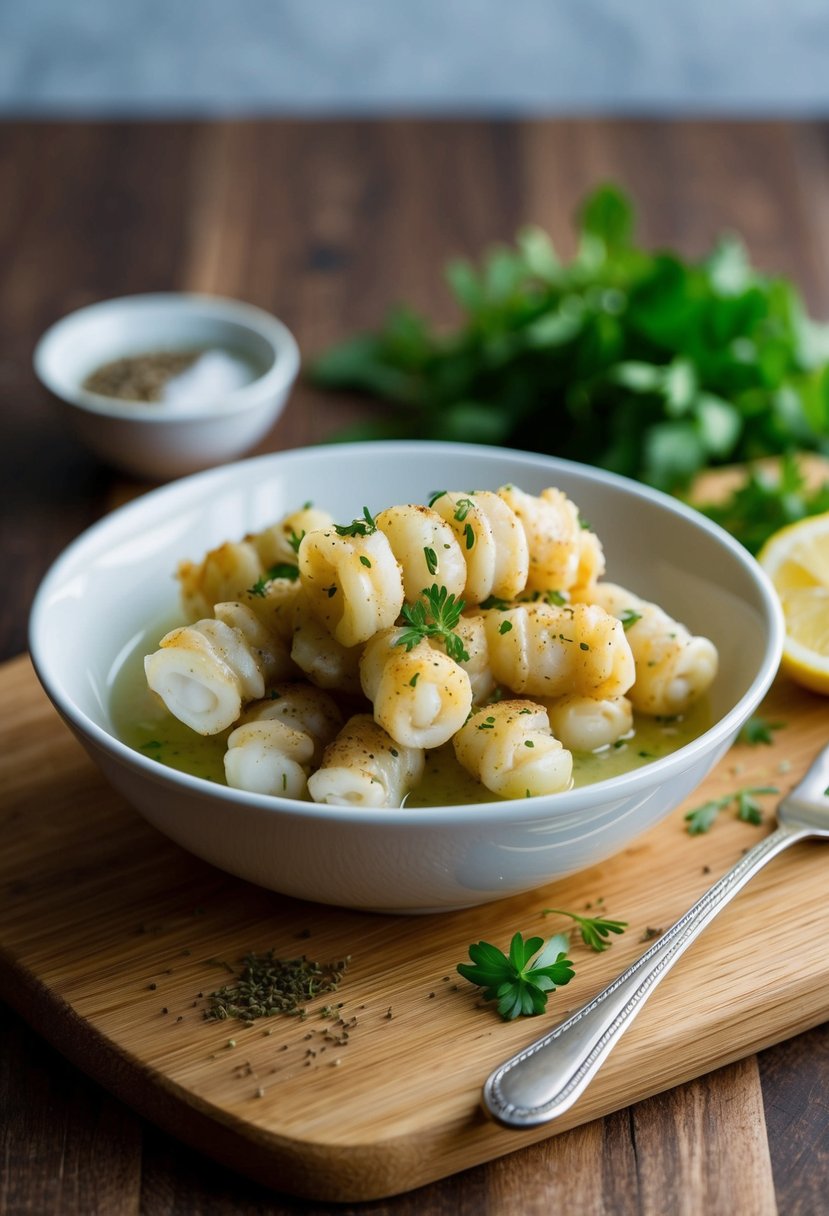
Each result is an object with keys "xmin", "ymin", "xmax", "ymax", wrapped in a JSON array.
[
  {"xmin": 29, "ymin": 442, "xmax": 784, "ymax": 913},
  {"xmin": 33, "ymin": 294, "xmax": 300, "ymax": 480}
]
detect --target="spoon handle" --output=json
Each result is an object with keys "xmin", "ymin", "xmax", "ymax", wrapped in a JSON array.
[{"xmin": 483, "ymin": 822, "xmax": 806, "ymax": 1128}]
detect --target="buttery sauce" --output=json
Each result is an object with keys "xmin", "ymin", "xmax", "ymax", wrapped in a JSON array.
[{"xmin": 110, "ymin": 621, "xmax": 711, "ymax": 805}]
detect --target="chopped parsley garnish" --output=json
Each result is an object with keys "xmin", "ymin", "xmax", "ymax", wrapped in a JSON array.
[
  {"xmin": 424, "ymin": 546, "xmax": 438, "ymax": 575},
  {"xmin": 394, "ymin": 584, "xmax": 470, "ymax": 664},
  {"xmin": 247, "ymin": 563, "xmax": 300, "ymax": 595},
  {"xmin": 684, "ymin": 785, "xmax": 778, "ymax": 834},
  {"xmin": 453, "ymin": 497, "xmax": 475, "ymax": 522},
  {"xmin": 333, "ymin": 506, "xmax": 377, "ymax": 537},
  {"xmin": 620, "ymin": 608, "xmax": 642, "ymax": 630},
  {"xmin": 498, "ymin": 620, "xmax": 513, "ymax": 635}
]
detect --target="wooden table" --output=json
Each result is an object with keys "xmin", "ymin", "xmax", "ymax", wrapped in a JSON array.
[{"xmin": 1, "ymin": 118, "xmax": 828, "ymax": 1215}]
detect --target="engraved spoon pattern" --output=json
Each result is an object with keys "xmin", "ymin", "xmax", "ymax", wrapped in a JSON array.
[{"xmin": 483, "ymin": 742, "xmax": 829, "ymax": 1129}]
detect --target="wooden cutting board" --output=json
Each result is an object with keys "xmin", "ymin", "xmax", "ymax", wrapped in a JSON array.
[{"xmin": 1, "ymin": 653, "xmax": 828, "ymax": 1202}]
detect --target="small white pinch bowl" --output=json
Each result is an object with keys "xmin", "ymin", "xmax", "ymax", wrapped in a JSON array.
[
  {"xmin": 29, "ymin": 442, "xmax": 783, "ymax": 913},
  {"xmin": 33, "ymin": 294, "xmax": 300, "ymax": 480}
]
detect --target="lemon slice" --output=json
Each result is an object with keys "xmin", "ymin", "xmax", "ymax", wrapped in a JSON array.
[{"xmin": 757, "ymin": 512, "xmax": 829, "ymax": 694}]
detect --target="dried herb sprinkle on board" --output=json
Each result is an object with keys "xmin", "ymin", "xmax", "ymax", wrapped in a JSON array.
[{"xmin": 204, "ymin": 951, "xmax": 349, "ymax": 1023}]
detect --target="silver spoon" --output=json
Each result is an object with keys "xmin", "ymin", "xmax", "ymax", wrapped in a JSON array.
[{"xmin": 483, "ymin": 741, "xmax": 829, "ymax": 1129}]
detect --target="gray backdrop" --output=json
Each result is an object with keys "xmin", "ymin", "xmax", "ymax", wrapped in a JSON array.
[{"xmin": 1, "ymin": 0, "xmax": 827, "ymax": 115}]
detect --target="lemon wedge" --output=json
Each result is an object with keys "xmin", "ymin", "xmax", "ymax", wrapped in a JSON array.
[{"xmin": 757, "ymin": 512, "xmax": 829, "ymax": 694}]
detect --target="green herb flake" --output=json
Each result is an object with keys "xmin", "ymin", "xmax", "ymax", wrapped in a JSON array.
[
  {"xmin": 424, "ymin": 546, "xmax": 438, "ymax": 576},
  {"xmin": 334, "ymin": 507, "xmax": 377, "ymax": 538},
  {"xmin": 739, "ymin": 716, "xmax": 786, "ymax": 746},
  {"xmin": 498, "ymin": 620, "xmax": 513, "ymax": 635},
  {"xmin": 359, "ymin": 555, "xmax": 372, "ymax": 568},
  {"xmin": 542, "ymin": 908, "xmax": 628, "ymax": 952},
  {"xmin": 394, "ymin": 584, "xmax": 470, "ymax": 664},
  {"xmin": 456, "ymin": 931, "xmax": 575, "ymax": 1020},
  {"xmin": 684, "ymin": 785, "xmax": 779, "ymax": 834},
  {"xmin": 620, "ymin": 608, "xmax": 642, "ymax": 631}
]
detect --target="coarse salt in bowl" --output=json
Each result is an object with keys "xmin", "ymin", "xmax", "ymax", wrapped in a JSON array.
[
  {"xmin": 33, "ymin": 293, "xmax": 301, "ymax": 480},
  {"xmin": 28, "ymin": 442, "xmax": 784, "ymax": 912}
]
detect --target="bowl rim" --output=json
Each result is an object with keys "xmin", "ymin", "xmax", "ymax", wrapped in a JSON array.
[
  {"xmin": 32, "ymin": 292, "xmax": 301, "ymax": 423},
  {"xmin": 28, "ymin": 440, "xmax": 785, "ymax": 829}
]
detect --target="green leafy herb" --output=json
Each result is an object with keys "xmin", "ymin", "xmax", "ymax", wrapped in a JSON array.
[
  {"xmin": 498, "ymin": 620, "xmax": 513, "ymax": 635},
  {"xmin": 684, "ymin": 785, "xmax": 778, "ymax": 834},
  {"xmin": 697, "ymin": 453, "xmax": 829, "ymax": 554},
  {"xmin": 456, "ymin": 931, "xmax": 574, "ymax": 1020},
  {"xmin": 311, "ymin": 185, "xmax": 829, "ymax": 493},
  {"xmin": 542, "ymin": 908, "xmax": 628, "ymax": 952},
  {"xmin": 359, "ymin": 555, "xmax": 372, "ymax": 568},
  {"xmin": 620, "ymin": 608, "xmax": 643, "ymax": 630},
  {"xmin": 287, "ymin": 528, "xmax": 305, "ymax": 554},
  {"xmin": 453, "ymin": 497, "xmax": 475, "ymax": 522},
  {"xmin": 424, "ymin": 546, "xmax": 438, "ymax": 575},
  {"xmin": 247, "ymin": 563, "xmax": 300, "ymax": 596},
  {"xmin": 333, "ymin": 507, "xmax": 377, "ymax": 537},
  {"xmin": 739, "ymin": 715, "xmax": 786, "ymax": 746},
  {"xmin": 394, "ymin": 584, "xmax": 470, "ymax": 663}
]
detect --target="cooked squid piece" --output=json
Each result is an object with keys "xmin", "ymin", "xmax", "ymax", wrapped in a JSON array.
[
  {"xmin": 242, "ymin": 683, "xmax": 343, "ymax": 764},
  {"xmin": 241, "ymin": 576, "xmax": 305, "ymax": 645},
  {"xmin": 540, "ymin": 694, "xmax": 633, "ymax": 753},
  {"xmin": 248, "ymin": 505, "xmax": 333, "ymax": 569},
  {"xmin": 430, "ymin": 491, "xmax": 529, "ymax": 604},
  {"xmin": 360, "ymin": 628, "xmax": 473, "ymax": 749},
  {"xmin": 497, "ymin": 484, "xmax": 606, "ymax": 595},
  {"xmin": 375, "ymin": 503, "xmax": 467, "ymax": 602},
  {"xmin": 573, "ymin": 582, "xmax": 719, "ymax": 715},
  {"xmin": 224, "ymin": 719, "xmax": 314, "ymax": 798},
  {"xmin": 223, "ymin": 683, "xmax": 343, "ymax": 797},
  {"xmin": 178, "ymin": 540, "xmax": 263, "ymax": 622},
  {"xmin": 453, "ymin": 700, "xmax": 573, "ymax": 799},
  {"xmin": 144, "ymin": 617, "xmax": 267, "ymax": 735},
  {"xmin": 298, "ymin": 527, "xmax": 404, "ymax": 647},
  {"xmin": 456, "ymin": 613, "xmax": 496, "ymax": 704},
  {"xmin": 213, "ymin": 601, "xmax": 298, "ymax": 685},
  {"xmin": 307, "ymin": 715, "xmax": 424, "ymax": 808},
  {"xmin": 290, "ymin": 592, "xmax": 363, "ymax": 694},
  {"xmin": 483, "ymin": 602, "xmax": 635, "ymax": 699}
]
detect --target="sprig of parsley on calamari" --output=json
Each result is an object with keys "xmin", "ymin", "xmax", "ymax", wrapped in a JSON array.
[{"xmin": 395, "ymin": 584, "xmax": 470, "ymax": 664}]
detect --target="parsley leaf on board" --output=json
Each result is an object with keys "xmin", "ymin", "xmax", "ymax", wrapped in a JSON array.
[
  {"xmin": 311, "ymin": 185, "xmax": 829, "ymax": 494},
  {"xmin": 456, "ymin": 931, "xmax": 574, "ymax": 1020},
  {"xmin": 739, "ymin": 715, "xmax": 786, "ymax": 746},
  {"xmin": 541, "ymin": 909, "xmax": 628, "ymax": 952},
  {"xmin": 684, "ymin": 785, "xmax": 779, "ymax": 834}
]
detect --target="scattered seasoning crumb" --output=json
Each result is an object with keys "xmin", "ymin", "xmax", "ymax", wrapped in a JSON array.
[
  {"xmin": 204, "ymin": 951, "xmax": 349, "ymax": 1023},
  {"xmin": 176, "ymin": 1016, "xmax": 184, "ymax": 1023},
  {"xmin": 332, "ymin": 1058, "xmax": 342, "ymax": 1067},
  {"xmin": 297, "ymin": 928, "xmax": 312, "ymax": 940},
  {"xmin": 227, "ymin": 1039, "xmax": 237, "ymax": 1048},
  {"xmin": 148, "ymin": 983, "xmax": 157, "ymax": 991},
  {"xmin": 703, "ymin": 865, "xmax": 712, "ymax": 874},
  {"xmin": 385, "ymin": 1007, "xmax": 394, "ymax": 1020},
  {"xmin": 255, "ymin": 1086, "xmax": 265, "ymax": 1099},
  {"xmin": 428, "ymin": 992, "xmax": 436, "ymax": 999},
  {"xmin": 161, "ymin": 1007, "xmax": 169, "ymax": 1015},
  {"xmin": 263, "ymin": 1028, "xmax": 273, "ymax": 1037},
  {"xmin": 640, "ymin": 927, "xmax": 663, "ymax": 943}
]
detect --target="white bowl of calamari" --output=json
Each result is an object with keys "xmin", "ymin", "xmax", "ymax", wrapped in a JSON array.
[{"xmin": 29, "ymin": 441, "xmax": 784, "ymax": 912}]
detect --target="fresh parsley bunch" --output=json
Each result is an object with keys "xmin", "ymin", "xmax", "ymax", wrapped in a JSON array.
[{"xmin": 312, "ymin": 185, "xmax": 829, "ymax": 493}]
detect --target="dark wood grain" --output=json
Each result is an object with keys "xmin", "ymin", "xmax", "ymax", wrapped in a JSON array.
[{"xmin": 1, "ymin": 117, "xmax": 827, "ymax": 1215}]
